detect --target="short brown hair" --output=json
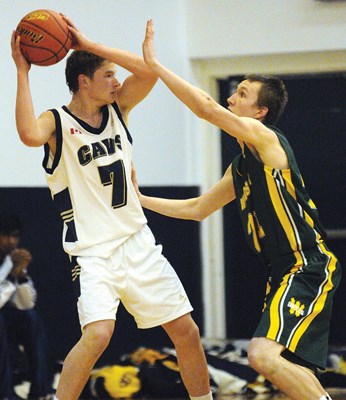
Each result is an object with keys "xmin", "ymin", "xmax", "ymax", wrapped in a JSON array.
[
  {"xmin": 245, "ymin": 74, "xmax": 288, "ymax": 125},
  {"xmin": 65, "ymin": 51, "xmax": 107, "ymax": 94}
]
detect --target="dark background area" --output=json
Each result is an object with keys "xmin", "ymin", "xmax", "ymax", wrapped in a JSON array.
[
  {"xmin": 0, "ymin": 186, "xmax": 203, "ymax": 367},
  {"xmin": 219, "ymin": 73, "xmax": 346, "ymax": 345}
]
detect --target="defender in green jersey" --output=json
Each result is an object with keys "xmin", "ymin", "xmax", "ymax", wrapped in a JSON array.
[
  {"xmin": 232, "ymin": 126, "xmax": 340, "ymax": 370},
  {"xmin": 131, "ymin": 20, "xmax": 342, "ymax": 400}
]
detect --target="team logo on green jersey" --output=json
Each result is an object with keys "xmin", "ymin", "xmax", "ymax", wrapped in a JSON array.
[{"xmin": 287, "ymin": 297, "xmax": 305, "ymax": 317}]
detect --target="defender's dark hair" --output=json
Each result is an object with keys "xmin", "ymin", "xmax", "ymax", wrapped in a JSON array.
[
  {"xmin": 65, "ymin": 50, "xmax": 107, "ymax": 94},
  {"xmin": 244, "ymin": 74, "xmax": 288, "ymax": 125},
  {"xmin": 0, "ymin": 212, "xmax": 21, "ymax": 235}
]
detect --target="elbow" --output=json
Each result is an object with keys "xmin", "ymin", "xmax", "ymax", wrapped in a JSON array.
[
  {"xmin": 148, "ymin": 71, "xmax": 159, "ymax": 82},
  {"xmin": 20, "ymin": 137, "xmax": 35, "ymax": 147},
  {"xmin": 191, "ymin": 199, "xmax": 209, "ymax": 222},
  {"xmin": 144, "ymin": 71, "xmax": 159, "ymax": 86},
  {"xmin": 194, "ymin": 96, "xmax": 218, "ymax": 121},
  {"xmin": 194, "ymin": 210, "xmax": 208, "ymax": 222},
  {"xmin": 194, "ymin": 214, "xmax": 205, "ymax": 222},
  {"xmin": 19, "ymin": 132, "xmax": 42, "ymax": 147},
  {"xmin": 139, "ymin": 65, "xmax": 158, "ymax": 83},
  {"xmin": 16, "ymin": 121, "xmax": 46, "ymax": 147}
]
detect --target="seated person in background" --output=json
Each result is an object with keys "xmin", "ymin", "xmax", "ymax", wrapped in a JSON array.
[
  {"xmin": 0, "ymin": 212, "xmax": 53, "ymax": 400},
  {"xmin": 0, "ymin": 309, "xmax": 12, "ymax": 399}
]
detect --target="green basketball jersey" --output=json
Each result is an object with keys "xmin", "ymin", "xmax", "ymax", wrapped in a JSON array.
[{"xmin": 232, "ymin": 126, "xmax": 326, "ymax": 266}]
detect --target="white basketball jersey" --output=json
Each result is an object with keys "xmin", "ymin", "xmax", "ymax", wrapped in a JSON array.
[{"xmin": 43, "ymin": 103, "xmax": 147, "ymax": 257}]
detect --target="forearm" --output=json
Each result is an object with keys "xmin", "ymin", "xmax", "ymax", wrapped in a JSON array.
[
  {"xmin": 85, "ymin": 41, "xmax": 155, "ymax": 78},
  {"xmin": 151, "ymin": 61, "xmax": 213, "ymax": 118},
  {"xmin": 140, "ymin": 194, "xmax": 203, "ymax": 221},
  {"xmin": 15, "ymin": 71, "xmax": 41, "ymax": 146}
]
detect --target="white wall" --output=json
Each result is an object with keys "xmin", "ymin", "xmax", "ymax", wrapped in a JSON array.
[{"xmin": 186, "ymin": 0, "xmax": 346, "ymax": 58}]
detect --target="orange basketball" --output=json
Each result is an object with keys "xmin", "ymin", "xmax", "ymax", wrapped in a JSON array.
[{"xmin": 16, "ymin": 9, "xmax": 72, "ymax": 66}]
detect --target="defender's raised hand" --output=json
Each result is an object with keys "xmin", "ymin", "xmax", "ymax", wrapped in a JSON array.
[{"xmin": 142, "ymin": 19, "xmax": 160, "ymax": 70}]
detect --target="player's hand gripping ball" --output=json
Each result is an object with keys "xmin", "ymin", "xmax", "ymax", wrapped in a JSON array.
[{"xmin": 16, "ymin": 9, "xmax": 72, "ymax": 66}]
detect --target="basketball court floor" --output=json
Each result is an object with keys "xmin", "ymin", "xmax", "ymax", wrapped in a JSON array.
[
  {"xmin": 217, "ymin": 390, "xmax": 346, "ymax": 399},
  {"xmin": 15, "ymin": 381, "xmax": 346, "ymax": 399},
  {"xmin": 14, "ymin": 363, "xmax": 346, "ymax": 400}
]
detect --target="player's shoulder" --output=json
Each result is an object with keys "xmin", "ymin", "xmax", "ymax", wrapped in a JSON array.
[{"xmin": 38, "ymin": 109, "xmax": 57, "ymax": 122}]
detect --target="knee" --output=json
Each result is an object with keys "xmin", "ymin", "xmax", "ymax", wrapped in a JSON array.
[
  {"xmin": 165, "ymin": 315, "xmax": 201, "ymax": 347},
  {"xmin": 247, "ymin": 338, "xmax": 277, "ymax": 375},
  {"xmin": 82, "ymin": 321, "xmax": 114, "ymax": 354},
  {"xmin": 182, "ymin": 319, "xmax": 200, "ymax": 343}
]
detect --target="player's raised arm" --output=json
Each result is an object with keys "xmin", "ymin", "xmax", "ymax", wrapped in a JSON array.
[
  {"xmin": 11, "ymin": 32, "xmax": 55, "ymax": 147},
  {"xmin": 62, "ymin": 14, "xmax": 158, "ymax": 116},
  {"xmin": 142, "ymin": 20, "xmax": 273, "ymax": 148}
]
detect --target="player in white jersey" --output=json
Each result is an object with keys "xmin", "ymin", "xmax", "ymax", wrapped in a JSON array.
[
  {"xmin": 11, "ymin": 16, "xmax": 212, "ymax": 400},
  {"xmin": 43, "ymin": 102, "xmax": 146, "ymax": 257}
]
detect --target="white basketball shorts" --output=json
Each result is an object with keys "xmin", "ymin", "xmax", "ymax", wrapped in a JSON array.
[{"xmin": 76, "ymin": 224, "xmax": 193, "ymax": 329}]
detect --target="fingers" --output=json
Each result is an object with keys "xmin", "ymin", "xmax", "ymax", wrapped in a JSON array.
[
  {"xmin": 145, "ymin": 19, "xmax": 153, "ymax": 35},
  {"xmin": 11, "ymin": 248, "xmax": 33, "ymax": 264},
  {"xmin": 60, "ymin": 13, "xmax": 76, "ymax": 29},
  {"xmin": 11, "ymin": 30, "xmax": 20, "ymax": 48}
]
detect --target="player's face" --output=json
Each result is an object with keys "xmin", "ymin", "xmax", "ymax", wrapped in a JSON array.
[
  {"xmin": 0, "ymin": 231, "xmax": 20, "ymax": 255},
  {"xmin": 227, "ymin": 80, "xmax": 263, "ymax": 119},
  {"xmin": 88, "ymin": 61, "xmax": 121, "ymax": 105}
]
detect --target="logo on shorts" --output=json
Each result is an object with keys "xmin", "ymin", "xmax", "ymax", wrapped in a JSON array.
[{"xmin": 287, "ymin": 297, "xmax": 305, "ymax": 317}]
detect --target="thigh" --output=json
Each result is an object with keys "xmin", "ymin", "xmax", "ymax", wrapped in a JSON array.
[
  {"xmin": 77, "ymin": 255, "xmax": 122, "ymax": 329},
  {"xmin": 122, "ymin": 225, "xmax": 193, "ymax": 329}
]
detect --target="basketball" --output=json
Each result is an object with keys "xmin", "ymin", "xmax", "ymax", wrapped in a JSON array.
[{"xmin": 16, "ymin": 9, "xmax": 72, "ymax": 66}]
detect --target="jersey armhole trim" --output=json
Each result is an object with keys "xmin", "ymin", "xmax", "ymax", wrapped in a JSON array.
[
  {"xmin": 111, "ymin": 102, "xmax": 133, "ymax": 144},
  {"xmin": 42, "ymin": 109, "xmax": 63, "ymax": 175}
]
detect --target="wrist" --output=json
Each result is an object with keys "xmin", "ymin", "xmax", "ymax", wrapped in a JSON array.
[
  {"xmin": 17, "ymin": 69, "xmax": 29, "ymax": 80},
  {"xmin": 139, "ymin": 194, "xmax": 148, "ymax": 207},
  {"xmin": 83, "ymin": 39, "xmax": 101, "ymax": 54}
]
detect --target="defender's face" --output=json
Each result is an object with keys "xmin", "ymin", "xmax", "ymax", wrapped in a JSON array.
[
  {"xmin": 227, "ymin": 80, "xmax": 263, "ymax": 119},
  {"xmin": 88, "ymin": 61, "xmax": 121, "ymax": 105}
]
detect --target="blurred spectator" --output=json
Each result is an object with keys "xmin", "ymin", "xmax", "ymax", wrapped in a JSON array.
[{"xmin": 0, "ymin": 212, "xmax": 53, "ymax": 400}]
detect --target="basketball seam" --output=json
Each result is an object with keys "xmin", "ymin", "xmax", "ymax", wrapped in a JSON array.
[{"xmin": 47, "ymin": 10, "xmax": 73, "ymax": 46}]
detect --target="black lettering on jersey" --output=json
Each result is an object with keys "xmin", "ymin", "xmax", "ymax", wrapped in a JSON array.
[
  {"xmin": 77, "ymin": 137, "xmax": 122, "ymax": 166},
  {"xmin": 101, "ymin": 138, "xmax": 116, "ymax": 155},
  {"xmin": 78, "ymin": 145, "xmax": 92, "ymax": 166},
  {"xmin": 92, "ymin": 142, "xmax": 107, "ymax": 159},
  {"xmin": 115, "ymin": 134, "xmax": 122, "ymax": 150}
]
